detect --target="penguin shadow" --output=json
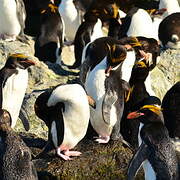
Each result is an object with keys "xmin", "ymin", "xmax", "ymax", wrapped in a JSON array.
[{"xmin": 45, "ymin": 61, "xmax": 80, "ymax": 77}]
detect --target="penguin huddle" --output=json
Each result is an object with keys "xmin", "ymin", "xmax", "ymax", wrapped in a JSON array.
[{"xmin": 0, "ymin": 0, "xmax": 179, "ymax": 179}]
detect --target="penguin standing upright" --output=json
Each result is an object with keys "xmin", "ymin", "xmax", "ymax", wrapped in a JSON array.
[
  {"xmin": 35, "ymin": 2, "xmax": 64, "ymax": 64},
  {"xmin": 0, "ymin": 53, "xmax": 36, "ymax": 129},
  {"xmin": 0, "ymin": 0, "xmax": 26, "ymax": 41},
  {"xmin": 84, "ymin": 43, "xmax": 131, "ymax": 143},
  {"xmin": 34, "ymin": 84, "xmax": 93, "ymax": 160},
  {"xmin": 58, "ymin": 0, "xmax": 81, "ymax": 43},
  {"xmin": 72, "ymin": 13, "xmax": 103, "ymax": 68},
  {"xmin": 127, "ymin": 96, "xmax": 179, "ymax": 180},
  {"xmin": 0, "ymin": 109, "xmax": 38, "ymax": 180}
]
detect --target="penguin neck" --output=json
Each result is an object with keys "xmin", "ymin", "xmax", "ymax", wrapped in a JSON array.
[{"xmin": 121, "ymin": 49, "xmax": 136, "ymax": 82}]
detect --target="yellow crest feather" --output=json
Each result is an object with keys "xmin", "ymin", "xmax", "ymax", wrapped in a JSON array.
[{"xmin": 140, "ymin": 105, "xmax": 162, "ymax": 115}]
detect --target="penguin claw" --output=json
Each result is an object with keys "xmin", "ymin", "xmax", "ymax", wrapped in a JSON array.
[{"xmin": 95, "ymin": 136, "xmax": 110, "ymax": 144}]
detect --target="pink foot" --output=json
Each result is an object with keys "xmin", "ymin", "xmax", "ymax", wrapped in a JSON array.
[
  {"xmin": 64, "ymin": 150, "xmax": 82, "ymax": 157},
  {"xmin": 56, "ymin": 148, "xmax": 82, "ymax": 160},
  {"xmin": 94, "ymin": 136, "xmax": 110, "ymax": 144},
  {"xmin": 57, "ymin": 148, "xmax": 72, "ymax": 160}
]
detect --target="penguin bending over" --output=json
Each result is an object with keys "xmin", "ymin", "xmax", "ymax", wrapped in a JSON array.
[
  {"xmin": 34, "ymin": 84, "xmax": 94, "ymax": 160},
  {"xmin": 0, "ymin": 53, "xmax": 36, "ymax": 129},
  {"xmin": 0, "ymin": 0, "xmax": 26, "ymax": 42},
  {"xmin": 127, "ymin": 96, "xmax": 179, "ymax": 180},
  {"xmin": 35, "ymin": 3, "xmax": 64, "ymax": 64},
  {"xmin": 0, "ymin": 109, "xmax": 38, "ymax": 180}
]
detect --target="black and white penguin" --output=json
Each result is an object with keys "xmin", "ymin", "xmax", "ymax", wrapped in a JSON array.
[
  {"xmin": 80, "ymin": 36, "xmax": 152, "ymax": 85},
  {"xmin": 84, "ymin": 43, "xmax": 131, "ymax": 143},
  {"xmin": 127, "ymin": 96, "xmax": 179, "ymax": 180},
  {"xmin": 34, "ymin": 3, "xmax": 64, "ymax": 64},
  {"xmin": 58, "ymin": 0, "xmax": 81, "ymax": 43},
  {"xmin": 0, "ymin": 0, "xmax": 26, "ymax": 41},
  {"xmin": 158, "ymin": 12, "xmax": 180, "ymax": 49},
  {"xmin": 0, "ymin": 53, "xmax": 36, "ymax": 129},
  {"xmin": 121, "ymin": 55, "xmax": 152, "ymax": 148},
  {"xmin": 118, "ymin": 7, "xmax": 158, "ymax": 40},
  {"xmin": 162, "ymin": 81, "xmax": 180, "ymax": 140},
  {"xmin": 0, "ymin": 109, "xmax": 38, "ymax": 180},
  {"xmin": 34, "ymin": 84, "xmax": 93, "ymax": 160},
  {"xmin": 72, "ymin": 13, "xmax": 103, "ymax": 68}
]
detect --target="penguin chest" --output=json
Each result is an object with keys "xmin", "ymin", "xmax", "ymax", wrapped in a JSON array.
[
  {"xmin": 59, "ymin": 1, "xmax": 80, "ymax": 40},
  {"xmin": 50, "ymin": 97, "xmax": 90, "ymax": 150},
  {"xmin": 127, "ymin": 9, "xmax": 154, "ymax": 38},
  {"xmin": 0, "ymin": 0, "xmax": 21, "ymax": 36},
  {"xmin": 2, "ymin": 69, "xmax": 28, "ymax": 128},
  {"xmin": 85, "ymin": 62, "xmax": 115, "ymax": 136}
]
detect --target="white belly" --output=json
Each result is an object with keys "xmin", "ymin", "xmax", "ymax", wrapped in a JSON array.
[
  {"xmin": 127, "ymin": 9, "xmax": 155, "ymax": 39},
  {"xmin": 0, "ymin": 0, "xmax": 21, "ymax": 36},
  {"xmin": 59, "ymin": 0, "xmax": 80, "ymax": 41},
  {"xmin": 138, "ymin": 123, "xmax": 156, "ymax": 180},
  {"xmin": 85, "ymin": 59, "xmax": 114, "ymax": 136},
  {"xmin": 2, "ymin": 69, "xmax": 28, "ymax": 128}
]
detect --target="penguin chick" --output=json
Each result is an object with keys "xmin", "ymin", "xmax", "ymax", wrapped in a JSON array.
[
  {"xmin": 127, "ymin": 96, "xmax": 179, "ymax": 180},
  {"xmin": 0, "ymin": 0, "xmax": 26, "ymax": 42},
  {"xmin": 0, "ymin": 109, "xmax": 38, "ymax": 180},
  {"xmin": 34, "ymin": 84, "xmax": 92, "ymax": 160},
  {"xmin": 0, "ymin": 53, "xmax": 36, "ymax": 129},
  {"xmin": 35, "ymin": 3, "xmax": 64, "ymax": 64}
]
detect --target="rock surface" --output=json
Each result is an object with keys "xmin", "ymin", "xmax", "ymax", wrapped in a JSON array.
[{"xmin": 0, "ymin": 36, "xmax": 179, "ymax": 179}]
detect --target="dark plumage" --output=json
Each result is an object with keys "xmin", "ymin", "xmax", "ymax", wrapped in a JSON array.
[
  {"xmin": 162, "ymin": 81, "xmax": 180, "ymax": 138},
  {"xmin": 34, "ymin": 3, "xmax": 64, "ymax": 63},
  {"xmin": 0, "ymin": 109, "xmax": 38, "ymax": 180},
  {"xmin": 158, "ymin": 12, "xmax": 180, "ymax": 49},
  {"xmin": 127, "ymin": 97, "xmax": 179, "ymax": 180}
]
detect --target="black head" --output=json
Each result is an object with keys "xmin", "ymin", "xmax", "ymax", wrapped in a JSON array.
[
  {"xmin": 0, "ymin": 109, "xmax": 12, "ymax": 132},
  {"xmin": 5, "ymin": 54, "xmax": 36, "ymax": 70},
  {"xmin": 105, "ymin": 43, "xmax": 127, "ymax": 74},
  {"xmin": 127, "ymin": 96, "xmax": 163, "ymax": 124}
]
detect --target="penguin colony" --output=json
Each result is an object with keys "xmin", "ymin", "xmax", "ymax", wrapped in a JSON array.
[{"xmin": 0, "ymin": 0, "xmax": 179, "ymax": 179}]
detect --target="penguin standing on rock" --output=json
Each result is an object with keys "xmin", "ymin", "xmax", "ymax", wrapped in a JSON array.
[
  {"xmin": 127, "ymin": 96, "xmax": 179, "ymax": 180},
  {"xmin": 84, "ymin": 43, "xmax": 131, "ymax": 143},
  {"xmin": 34, "ymin": 3, "xmax": 64, "ymax": 64},
  {"xmin": 34, "ymin": 84, "xmax": 95, "ymax": 160},
  {"xmin": 0, "ymin": 109, "xmax": 38, "ymax": 180},
  {"xmin": 0, "ymin": 53, "xmax": 36, "ymax": 129},
  {"xmin": 0, "ymin": 0, "xmax": 27, "ymax": 41}
]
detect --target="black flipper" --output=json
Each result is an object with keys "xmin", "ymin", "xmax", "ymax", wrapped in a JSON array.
[
  {"xmin": 19, "ymin": 105, "xmax": 30, "ymax": 131},
  {"xmin": 127, "ymin": 143, "xmax": 149, "ymax": 180}
]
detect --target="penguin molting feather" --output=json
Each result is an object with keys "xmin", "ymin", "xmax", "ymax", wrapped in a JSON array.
[
  {"xmin": 127, "ymin": 96, "xmax": 179, "ymax": 180},
  {"xmin": 0, "ymin": 109, "xmax": 38, "ymax": 180}
]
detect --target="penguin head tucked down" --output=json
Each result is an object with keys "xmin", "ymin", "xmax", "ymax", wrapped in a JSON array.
[
  {"xmin": 127, "ymin": 96, "xmax": 163, "ymax": 124},
  {"xmin": 105, "ymin": 44, "xmax": 127, "ymax": 74},
  {"xmin": 5, "ymin": 53, "xmax": 36, "ymax": 70},
  {"xmin": 0, "ymin": 109, "xmax": 12, "ymax": 132}
]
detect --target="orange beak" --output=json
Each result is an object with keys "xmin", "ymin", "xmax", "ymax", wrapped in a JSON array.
[{"xmin": 127, "ymin": 111, "xmax": 144, "ymax": 119}]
